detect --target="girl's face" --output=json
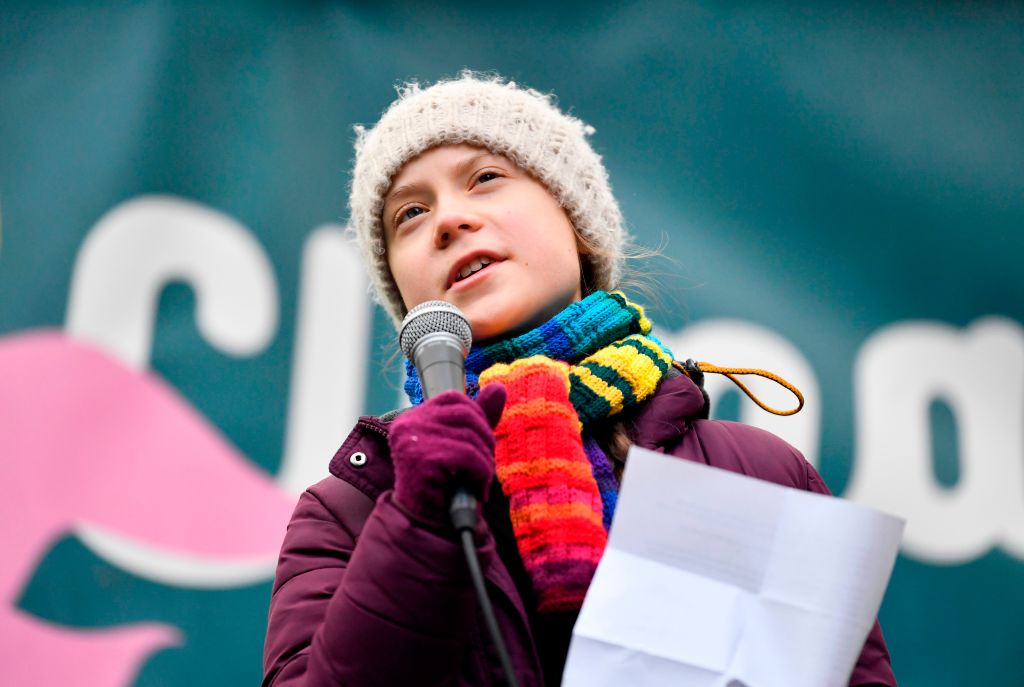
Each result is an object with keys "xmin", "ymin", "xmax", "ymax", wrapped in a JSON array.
[{"xmin": 383, "ymin": 144, "xmax": 583, "ymax": 342}]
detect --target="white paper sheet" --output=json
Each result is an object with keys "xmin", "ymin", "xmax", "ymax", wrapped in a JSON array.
[{"xmin": 563, "ymin": 446, "xmax": 904, "ymax": 687}]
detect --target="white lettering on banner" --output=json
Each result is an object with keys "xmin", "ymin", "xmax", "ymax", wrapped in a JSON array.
[
  {"xmin": 845, "ymin": 317, "xmax": 1024, "ymax": 563},
  {"xmin": 60, "ymin": 195, "xmax": 1024, "ymax": 578},
  {"xmin": 278, "ymin": 226, "xmax": 372, "ymax": 494},
  {"xmin": 660, "ymin": 320, "xmax": 821, "ymax": 468},
  {"xmin": 64, "ymin": 195, "xmax": 282, "ymax": 588},
  {"xmin": 65, "ymin": 195, "xmax": 278, "ymax": 367}
]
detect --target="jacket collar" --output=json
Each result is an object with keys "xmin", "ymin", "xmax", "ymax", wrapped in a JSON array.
[
  {"xmin": 328, "ymin": 414, "xmax": 396, "ymax": 501},
  {"xmin": 624, "ymin": 370, "xmax": 706, "ymax": 449}
]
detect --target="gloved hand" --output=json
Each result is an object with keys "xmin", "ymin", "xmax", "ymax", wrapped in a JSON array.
[{"xmin": 388, "ymin": 384, "xmax": 507, "ymax": 528}]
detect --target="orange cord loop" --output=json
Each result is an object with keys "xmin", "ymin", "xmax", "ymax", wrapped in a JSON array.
[{"xmin": 676, "ymin": 360, "xmax": 805, "ymax": 417}]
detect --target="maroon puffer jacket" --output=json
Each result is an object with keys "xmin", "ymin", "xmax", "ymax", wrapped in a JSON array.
[{"xmin": 263, "ymin": 372, "xmax": 896, "ymax": 686}]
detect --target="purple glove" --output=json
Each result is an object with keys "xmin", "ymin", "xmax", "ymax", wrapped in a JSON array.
[{"xmin": 388, "ymin": 385, "xmax": 507, "ymax": 528}]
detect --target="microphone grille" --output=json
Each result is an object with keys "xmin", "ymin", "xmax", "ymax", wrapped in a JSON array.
[{"xmin": 399, "ymin": 300, "xmax": 473, "ymax": 359}]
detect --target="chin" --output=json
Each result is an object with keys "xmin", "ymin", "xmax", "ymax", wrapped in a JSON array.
[
  {"xmin": 465, "ymin": 307, "xmax": 528, "ymax": 344},
  {"xmin": 460, "ymin": 289, "xmax": 580, "ymax": 344},
  {"xmin": 467, "ymin": 306, "xmax": 558, "ymax": 344},
  {"xmin": 469, "ymin": 318, "xmax": 517, "ymax": 345}
]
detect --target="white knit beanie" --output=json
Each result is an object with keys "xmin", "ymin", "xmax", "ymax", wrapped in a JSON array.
[{"xmin": 349, "ymin": 72, "xmax": 627, "ymax": 327}]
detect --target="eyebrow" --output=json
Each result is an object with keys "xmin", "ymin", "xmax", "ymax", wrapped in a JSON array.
[
  {"xmin": 383, "ymin": 181, "xmax": 427, "ymax": 209},
  {"xmin": 453, "ymin": 151, "xmax": 501, "ymax": 179}
]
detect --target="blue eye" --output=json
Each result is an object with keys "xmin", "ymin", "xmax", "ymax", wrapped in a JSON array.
[{"xmin": 398, "ymin": 206, "xmax": 425, "ymax": 225}]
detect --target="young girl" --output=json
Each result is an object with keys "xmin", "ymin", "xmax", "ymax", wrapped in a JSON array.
[{"xmin": 262, "ymin": 73, "xmax": 896, "ymax": 687}]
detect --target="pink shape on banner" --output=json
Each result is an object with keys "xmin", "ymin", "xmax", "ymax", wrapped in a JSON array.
[{"xmin": 0, "ymin": 331, "xmax": 298, "ymax": 686}]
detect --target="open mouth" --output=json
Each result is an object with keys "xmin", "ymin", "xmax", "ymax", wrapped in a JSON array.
[
  {"xmin": 455, "ymin": 256, "xmax": 495, "ymax": 283},
  {"xmin": 450, "ymin": 254, "xmax": 504, "ymax": 288}
]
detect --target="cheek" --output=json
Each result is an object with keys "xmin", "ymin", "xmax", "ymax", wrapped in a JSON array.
[
  {"xmin": 529, "ymin": 233, "xmax": 583, "ymax": 303},
  {"xmin": 549, "ymin": 222, "xmax": 583, "ymax": 273},
  {"xmin": 386, "ymin": 243, "xmax": 426, "ymax": 306}
]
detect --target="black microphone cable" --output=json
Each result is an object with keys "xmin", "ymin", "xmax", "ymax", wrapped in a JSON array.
[{"xmin": 451, "ymin": 493, "xmax": 521, "ymax": 687}]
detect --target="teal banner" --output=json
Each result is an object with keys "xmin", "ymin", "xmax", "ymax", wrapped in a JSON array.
[{"xmin": 1, "ymin": 2, "xmax": 1021, "ymax": 685}]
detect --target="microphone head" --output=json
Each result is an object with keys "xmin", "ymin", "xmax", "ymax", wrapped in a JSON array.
[{"xmin": 399, "ymin": 300, "xmax": 473, "ymax": 360}]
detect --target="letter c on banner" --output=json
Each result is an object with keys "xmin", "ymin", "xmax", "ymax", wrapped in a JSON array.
[{"xmin": 65, "ymin": 195, "xmax": 278, "ymax": 367}]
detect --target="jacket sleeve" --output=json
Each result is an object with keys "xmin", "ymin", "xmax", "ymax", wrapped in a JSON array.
[
  {"xmin": 262, "ymin": 477, "xmax": 481, "ymax": 686},
  {"xmin": 804, "ymin": 461, "xmax": 898, "ymax": 687}
]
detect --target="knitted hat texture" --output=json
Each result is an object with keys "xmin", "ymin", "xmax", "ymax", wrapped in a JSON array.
[{"xmin": 348, "ymin": 72, "xmax": 626, "ymax": 327}]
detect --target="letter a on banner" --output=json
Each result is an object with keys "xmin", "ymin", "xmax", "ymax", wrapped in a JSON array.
[{"xmin": 846, "ymin": 317, "xmax": 1024, "ymax": 564}]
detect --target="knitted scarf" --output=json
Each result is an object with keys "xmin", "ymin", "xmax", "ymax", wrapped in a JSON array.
[{"xmin": 403, "ymin": 291, "xmax": 673, "ymax": 612}]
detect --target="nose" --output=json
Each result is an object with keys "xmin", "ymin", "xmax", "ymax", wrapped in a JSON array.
[{"xmin": 433, "ymin": 201, "xmax": 482, "ymax": 249}]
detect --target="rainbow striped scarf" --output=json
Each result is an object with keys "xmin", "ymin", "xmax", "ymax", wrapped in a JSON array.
[{"xmin": 404, "ymin": 291, "xmax": 673, "ymax": 612}]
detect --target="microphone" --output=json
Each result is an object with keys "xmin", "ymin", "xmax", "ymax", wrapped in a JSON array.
[
  {"xmin": 399, "ymin": 300, "xmax": 473, "ymax": 401},
  {"xmin": 399, "ymin": 300, "xmax": 521, "ymax": 687},
  {"xmin": 399, "ymin": 300, "xmax": 478, "ymax": 530}
]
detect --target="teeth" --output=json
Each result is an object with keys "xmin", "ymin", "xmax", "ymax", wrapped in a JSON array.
[{"xmin": 457, "ymin": 258, "xmax": 493, "ymax": 281}]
